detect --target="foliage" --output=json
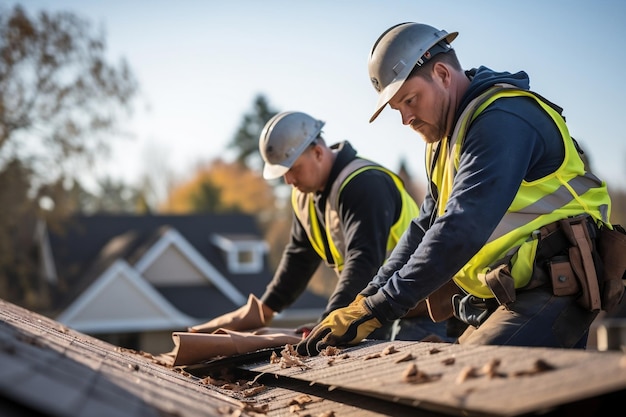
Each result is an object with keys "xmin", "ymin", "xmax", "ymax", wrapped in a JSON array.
[
  {"xmin": 41, "ymin": 177, "xmax": 152, "ymax": 214},
  {"xmin": 161, "ymin": 158, "xmax": 276, "ymax": 217},
  {"xmin": 0, "ymin": 5, "xmax": 137, "ymax": 188},
  {"xmin": 0, "ymin": 5, "xmax": 138, "ymax": 309},
  {"xmin": 228, "ymin": 94, "xmax": 279, "ymax": 172}
]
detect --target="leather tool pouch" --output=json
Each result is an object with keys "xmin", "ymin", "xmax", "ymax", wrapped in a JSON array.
[
  {"xmin": 548, "ymin": 255, "xmax": 580, "ymax": 296},
  {"xmin": 484, "ymin": 264, "xmax": 516, "ymax": 306},
  {"xmin": 597, "ymin": 224, "xmax": 626, "ymax": 313},
  {"xmin": 425, "ymin": 279, "xmax": 461, "ymax": 322},
  {"xmin": 558, "ymin": 216, "xmax": 601, "ymax": 311}
]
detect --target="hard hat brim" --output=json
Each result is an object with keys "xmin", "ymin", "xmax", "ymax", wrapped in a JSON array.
[
  {"xmin": 263, "ymin": 162, "xmax": 290, "ymax": 180},
  {"xmin": 369, "ymin": 78, "xmax": 405, "ymax": 123}
]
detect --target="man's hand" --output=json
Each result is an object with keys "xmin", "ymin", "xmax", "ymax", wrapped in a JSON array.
[{"xmin": 295, "ymin": 296, "xmax": 382, "ymax": 356}]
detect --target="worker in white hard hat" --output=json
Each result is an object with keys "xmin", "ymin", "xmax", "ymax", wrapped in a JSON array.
[
  {"xmin": 190, "ymin": 111, "xmax": 455, "ymax": 342},
  {"xmin": 297, "ymin": 22, "xmax": 620, "ymax": 356}
]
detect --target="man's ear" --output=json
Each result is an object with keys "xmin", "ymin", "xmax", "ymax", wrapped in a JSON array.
[
  {"xmin": 432, "ymin": 62, "xmax": 451, "ymax": 87},
  {"xmin": 312, "ymin": 142, "xmax": 324, "ymax": 161}
]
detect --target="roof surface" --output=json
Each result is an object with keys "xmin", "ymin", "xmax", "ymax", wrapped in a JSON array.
[
  {"xmin": 0, "ymin": 298, "xmax": 445, "ymax": 416},
  {"xmin": 1, "ymin": 297, "xmax": 624, "ymax": 417}
]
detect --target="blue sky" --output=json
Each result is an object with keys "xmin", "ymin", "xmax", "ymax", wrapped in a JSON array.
[{"xmin": 15, "ymin": 0, "xmax": 626, "ymax": 194}]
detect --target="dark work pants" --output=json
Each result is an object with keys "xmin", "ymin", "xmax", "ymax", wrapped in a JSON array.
[
  {"xmin": 457, "ymin": 285, "xmax": 598, "ymax": 348},
  {"xmin": 392, "ymin": 316, "xmax": 454, "ymax": 342}
]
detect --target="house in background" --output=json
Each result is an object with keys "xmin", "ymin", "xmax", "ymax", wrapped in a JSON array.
[{"xmin": 35, "ymin": 213, "xmax": 327, "ymax": 354}]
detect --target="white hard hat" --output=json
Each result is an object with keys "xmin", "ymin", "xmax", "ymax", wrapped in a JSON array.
[
  {"xmin": 368, "ymin": 22, "xmax": 458, "ymax": 122},
  {"xmin": 259, "ymin": 111, "xmax": 325, "ymax": 179}
]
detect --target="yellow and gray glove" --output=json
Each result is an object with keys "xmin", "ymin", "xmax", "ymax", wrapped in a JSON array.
[{"xmin": 295, "ymin": 295, "xmax": 382, "ymax": 356}]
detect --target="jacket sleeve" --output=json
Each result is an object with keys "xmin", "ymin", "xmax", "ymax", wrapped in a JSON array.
[
  {"xmin": 260, "ymin": 211, "xmax": 321, "ymax": 313},
  {"xmin": 322, "ymin": 169, "xmax": 403, "ymax": 318},
  {"xmin": 361, "ymin": 192, "xmax": 433, "ymax": 296}
]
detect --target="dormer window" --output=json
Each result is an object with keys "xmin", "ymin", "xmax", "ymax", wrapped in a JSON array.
[{"xmin": 210, "ymin": 234, "xmax": 267, "ymax": 274}]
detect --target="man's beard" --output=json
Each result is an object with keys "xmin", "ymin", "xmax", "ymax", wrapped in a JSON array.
[{"xmin": 411, "ymin": 121, "xmax": 444, "ymax": 143}]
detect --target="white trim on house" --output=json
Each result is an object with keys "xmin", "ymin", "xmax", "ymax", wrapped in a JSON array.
[
  {"xmin": 134, "ymin": 228, "xmax": 247, "ymax": 305},
  {"xmin": 56, "ymin": 259, "xmax": 195, "ymax": 333},
  {"xmin": 210, "ymin": 233, "xmax": 268, "ymax": 274}
]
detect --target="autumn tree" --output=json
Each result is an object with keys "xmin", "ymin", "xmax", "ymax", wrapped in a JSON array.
[
  {"xmin": 162, "ymin": 158, "xmax": 276, "ymax": 218},
  {"xmin": 0, "ymin": 5, "xmax": 138, "ymax": 308},
  {"xmin": 1, "ymin": 5, "xmax": 137, "ymax": 189}
]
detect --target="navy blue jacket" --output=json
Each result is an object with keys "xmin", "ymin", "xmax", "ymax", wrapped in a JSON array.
[{"xmin": 363, "ymin": 66, "xmax": 568, "ymax": 321}]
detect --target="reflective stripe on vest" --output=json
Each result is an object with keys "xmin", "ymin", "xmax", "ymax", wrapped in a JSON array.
[
  {"xmin": 426, "ymin": 85, "xmax": 612, "ymax": 298},
  {"xmin": 292, "ymin": 158, "xmax": 419, "ymax": 273}
]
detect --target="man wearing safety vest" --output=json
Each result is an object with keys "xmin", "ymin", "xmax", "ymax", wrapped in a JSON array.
[
  {"xmin": 189, "ymin": 110, "xmax": 453, "ymax": 342},
  {"xmin": 297, "ymin": 22, "xmax": 624, "ymax": 355}
]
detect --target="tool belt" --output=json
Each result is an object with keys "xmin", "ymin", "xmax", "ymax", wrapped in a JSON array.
[
  {"xmin": 484, "ymin": 215, "xmax": 626, "ymax": 313},
  {"xmin": 401, "ymin": 280, "xmax": 461, "ymax": 322}
]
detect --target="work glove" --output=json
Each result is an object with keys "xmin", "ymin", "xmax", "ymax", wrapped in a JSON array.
[
  {"xmin": 188, "ymin": 294, "xmax": 269, "ymax": 333},
  {"xmin": 295, "ymin": 295, "xmax": 382, "ymax": 356}
]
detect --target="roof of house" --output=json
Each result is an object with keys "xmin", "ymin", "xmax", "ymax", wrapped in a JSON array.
[
  {"xmin": 0, "ymin": 297, "xmax": 444, "ymax": 417},
  {"xmin": 1, "ymin": 297, "xmax": 624, "ymax": 417}
]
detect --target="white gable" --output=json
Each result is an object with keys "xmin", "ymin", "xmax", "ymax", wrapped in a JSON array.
[
  {"xmin": 142, "ymin": 244, "xmax": 206, "ymax": 285},
  {"xmin": 56, "ymin": 260, "xmax": 194, "ymax": 333},
  {"xmin": 134, "ymin": 228, "xmax": 246, "ymax": 305}
]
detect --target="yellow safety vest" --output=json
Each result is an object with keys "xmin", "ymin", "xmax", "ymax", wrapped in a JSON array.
[
  {"xmin": 426, "ymin": 84, "xmax": 612, "ymax": 298},
  {"xmin": 292, "ymin": 158, "xmax": 419, "ymax": 274}
]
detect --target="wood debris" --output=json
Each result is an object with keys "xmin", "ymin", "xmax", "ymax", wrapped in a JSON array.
[
  {"xmin": 365, "ymin": 345, "xmax": 400, "ymax": 360},
  {"xmin": 288, "ymin": 394, "xmax": 315, "ymax": 406},
  {"xmin": 200, "ymin": 370, "xmax": 267, "ymax": 399},
  {"xmin": 217, "ymin": 402, "xmax": 269, "ymax": 416},
  {"xmin": 286, "ymin": 394, "xmax": 323, "ymax": 415},
  {"xmin": 456, "ymin": 365, "xmax": 480, "ymax": 384},
  {"xmin": 201, "ymin": 375, "xmax": 227, "ymax": 386},
  {"xmin": 441, "ymin": 357, "xmax": 455, "ymax": 365},
  {"xmin": 394, "ymin": 353, "xmax": 414, "ymax": 363},
  {"xmin": 382, "ymin": 345, "xmax": 399, "ymax": 355},
  {"xmin": 363, "ymin": 353, "xmax": 381, "ymax": 360},
  {"xmin": 320, "ymin": 346, "xmax": 342, "ymax": 356},
  {"xmin": 512, "ymin": 359, "xmax": 556, "ymax": 377},
  {"xmin": 241, "ymin": 385, "xmax": 267, "ymax": 397},
  {"xmin": 481, "ymin": 358, "xmax": 506, "ymax": 379},
  {"xmin": 321, "ymin": 348, "xmax": 348, "ymax": 366},
  {"xmin": 241, "ymin": 402, "xmax": 269, "ymax": 414},
  {"xmin": 402, "ymin": 363, "xmax": 441, "ymax": 384},
  {"xmin": 454, "ymin": 357, "xmax": 556, "ymax": 383},
  {"xmin": 270, "ymin": 344, "xmax": 310, "ymax": 369}
]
